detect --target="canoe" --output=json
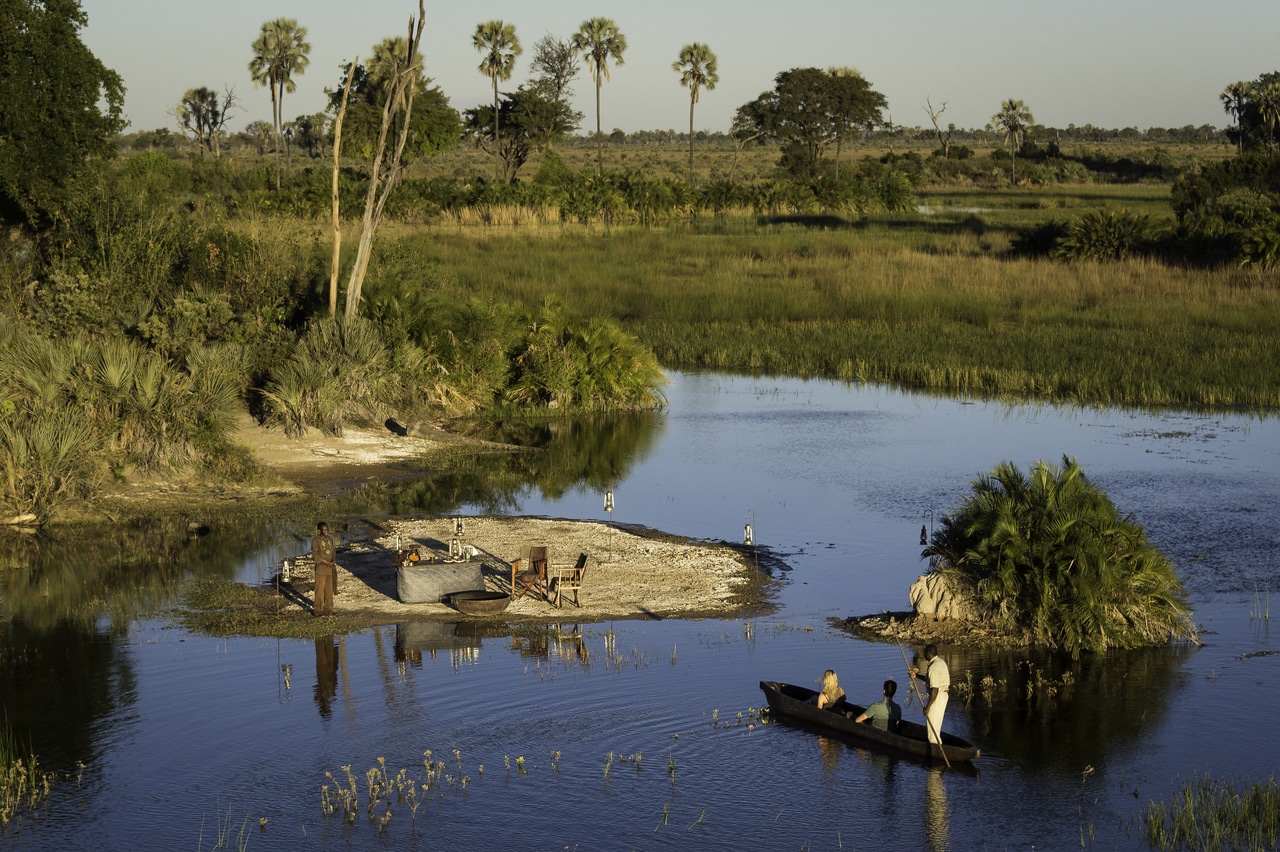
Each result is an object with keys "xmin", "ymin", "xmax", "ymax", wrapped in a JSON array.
[{"xmin": 759, "ymin": 680, "xmax": 981, "ymax": 764}]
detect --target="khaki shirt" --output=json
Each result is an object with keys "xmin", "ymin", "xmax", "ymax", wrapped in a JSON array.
[{"xmin": 312, "ymin": 533, "xmax": 336, "ymax": 567}]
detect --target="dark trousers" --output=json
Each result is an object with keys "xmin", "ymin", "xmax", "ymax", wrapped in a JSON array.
[{"xmin": 314, "ymin": 564, "xmax": 335, "ymax": 615}]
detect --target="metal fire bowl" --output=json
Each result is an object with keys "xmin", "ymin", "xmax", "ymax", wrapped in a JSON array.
[{"xmin": 449, "ymin": 590, "xmax": 511, "ymax": 616}]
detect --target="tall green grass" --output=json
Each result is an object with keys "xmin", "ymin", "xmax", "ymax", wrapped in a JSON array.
[
  {"xmin": 403, "ymin": 215, "xmax": 1280, "ymax": 410},
  {"xmin": 1145, "ymin": 775, "xmax": 1280, "ymax": 851}
]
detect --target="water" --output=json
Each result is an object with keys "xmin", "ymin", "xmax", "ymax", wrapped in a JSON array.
[{"xmin": 3, "ymin": 372, "xmax": 1279, "ymax": 850}]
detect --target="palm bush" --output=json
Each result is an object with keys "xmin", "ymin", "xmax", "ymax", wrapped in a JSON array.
[
  {"xmin": 0, "ymin": 408, "xmax": 98, "ymax": 524},
  {"xmin": 504, "ymin": 298, "xmax": 666, "ymax": 411},
  {"xmin": 261, "ymin": 316, "xmax": 395, "ymax": 437},
  {"xmin": 924, "ymin": 456, "xmax": 1195, "ymax": 656},
  {"xmin": 1053, "ymin": 210, "xmax": 1151, "ymax": 261}
]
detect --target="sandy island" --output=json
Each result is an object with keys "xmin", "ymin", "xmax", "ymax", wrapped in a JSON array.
[{"xmin": 227, "ymin": 415, "xmax": 777, "ymax": 623}]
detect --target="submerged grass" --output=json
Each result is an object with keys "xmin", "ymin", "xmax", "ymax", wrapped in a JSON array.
[{"xmin": 1144, "ymin": 775, "xmax": 1280, "ymax": 851}]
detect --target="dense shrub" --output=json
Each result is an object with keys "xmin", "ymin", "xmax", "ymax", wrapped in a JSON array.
[
  {"xmin": 1052, "ymin": 210, "xmax": 1151, "ymax": 261},
  {"xmin": 925, "ymin": 457, "xmax": 1195, "ymax": 656}
]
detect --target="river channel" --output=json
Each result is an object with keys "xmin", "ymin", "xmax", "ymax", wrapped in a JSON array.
[{"xmin": 2, "ymin": 372, "xmax": 1278, "ymax": 850}]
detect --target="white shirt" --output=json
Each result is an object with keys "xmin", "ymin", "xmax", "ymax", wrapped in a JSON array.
[{"xmin": 926, "ymin": 655, "xmax": 950, "ymax": 692}]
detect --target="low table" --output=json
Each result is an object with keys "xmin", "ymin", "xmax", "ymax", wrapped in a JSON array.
[{"xmin": 397, "ymin": 561, "xmax": 484, "ymax": 604}]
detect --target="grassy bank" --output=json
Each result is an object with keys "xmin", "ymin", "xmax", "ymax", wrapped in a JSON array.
[{"xmin": 393, "ymin": 193, "xmax": 1280, "ymax": 410}]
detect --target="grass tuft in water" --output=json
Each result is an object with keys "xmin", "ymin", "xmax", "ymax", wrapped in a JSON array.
[
  {"xmin": 0, "ymin": 714, "xmax": 52, "ymax": 825},
  {"xmin": 1143, "ymin": 774, "xmax": 1280, "ymax": 852}
]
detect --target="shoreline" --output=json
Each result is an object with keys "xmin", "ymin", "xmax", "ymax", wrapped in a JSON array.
[{"xmin": 139, "ymin": 415, "xmax": 782, "ymax": 632}]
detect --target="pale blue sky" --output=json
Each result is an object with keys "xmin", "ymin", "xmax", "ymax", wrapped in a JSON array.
[{"xmin": 80, "ymin": 0, "xmax": 1279, "ymax": 136}]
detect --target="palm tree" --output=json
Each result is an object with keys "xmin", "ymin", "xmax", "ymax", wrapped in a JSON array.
[
  {"xmin": 571, "ymin": 17, "xmax": 627, "ymax": 173},
  {"xmin": 991, "ymin": 98, "xmax": 1034, "ymax": 185},
  {"xmin": 248, "ymin": 18, "xmax": 311, "ymax": 189},
  {"xmin": 924, "ymin": 456, "xmax": 1194, "ymax": 656},
  {"xmin": 473, "ymin": 20, "xmax": 522, "ymax": 182},
  {"xmin": 673, "ymin": 43, "xmax": 719, "ymax": 184},
  {"xmin": 1256, "ymin": 81, "xmax": 1280, "ymax": 150},
  {"xmin": 1220, "ymin": 81, "xmax": 1254, "ymax": 155}
]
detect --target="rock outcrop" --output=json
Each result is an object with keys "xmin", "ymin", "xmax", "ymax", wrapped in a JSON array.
[{"xmin": 908, "ymin": 572, "xmax": 980, "ymax": 622}]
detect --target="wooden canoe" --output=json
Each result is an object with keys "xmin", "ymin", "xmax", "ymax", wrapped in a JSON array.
[{"xmin": 759, "ymin": 680, "xmax": 981, "ymax": 764}]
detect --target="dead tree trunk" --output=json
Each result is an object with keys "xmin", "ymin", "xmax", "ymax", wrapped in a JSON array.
[
  {"xmin": 329, "ymin": 55, "xmax": 357, "ymax": 316},
  {"xmin": 344, "ymin": 1, "xmax": 425, "ymax": 319}
]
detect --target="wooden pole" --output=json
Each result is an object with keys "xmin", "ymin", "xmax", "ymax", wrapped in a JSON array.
[{"xmin": 897, "ymin": 640, "xmax": 951, "ymax": 769}]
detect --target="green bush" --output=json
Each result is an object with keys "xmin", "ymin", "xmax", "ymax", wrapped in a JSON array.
[
  {"xmin": 925, "ymin": 456, "xmax": 1195, "ymax": 656},
  {"xmin": 1053, "ymin": 210, "xmax": 1151, "ymax": 261}
]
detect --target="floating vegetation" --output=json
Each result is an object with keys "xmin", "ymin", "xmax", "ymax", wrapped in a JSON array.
[{"xmin": 1144, "ymin": 774, "xmax": 1280, "ymax": 851}]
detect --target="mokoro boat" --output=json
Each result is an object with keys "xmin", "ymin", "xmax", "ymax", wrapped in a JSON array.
[{"xmin": 759, "ymin": 680, "xmax": 981, "ymax": 764}]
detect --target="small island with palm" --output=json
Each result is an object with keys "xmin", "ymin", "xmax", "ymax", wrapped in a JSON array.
[{"xmin": 841, "ymin": 457, "xmax": 1197, "ymax": 658}]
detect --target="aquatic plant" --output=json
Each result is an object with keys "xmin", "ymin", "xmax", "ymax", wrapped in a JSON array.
[
  {"xmin": 925, "ymin": 456, "xmax": 1196, "ymax": 656},
  {"xmin": 197, "ymin": 803, "xmax": 251, "ymax": 852},
  {"xmin": 1144, "ymin": 774, "xmax": 1280, "ymax": 851},
  {"xmin": 0, "ymin": 716, "xmax": 52, "ymax": 824}
]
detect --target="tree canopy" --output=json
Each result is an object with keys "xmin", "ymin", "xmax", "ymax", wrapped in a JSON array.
[
  {"xmin": 1221, "ymin": 73, "xmax": 1280, "ymax": 153},
  {"xmin": 473, "ymin": 20, "xmax": 521, "ymax": 182},
  {"xmin": 733, "ymin": 67, "xmax": 885, "ymax": 178},
  {"xmin": 991, "ymin": 98, "xmax": 1034, "ymax": 184},
  {"xmin": 463, "ymin": 86, "xmax": 578, "ymax": 183},
  {"xmin": 571, "ymin": 17, "xmax": 626, "ymax": 173},
  {"xmin": 326, "ymin": 43, "xmax": 460, "ymax": 163},
  {"xmin": 0, "ymin": 0, "xmax": 124, "ymax": 228},
  {"xmin": 674, "ymin": 43, "xmax": 719, "ymax": 183},
  {"xmin": 248, "ymin": 17, "xmax": 310, "ymax": 188}
]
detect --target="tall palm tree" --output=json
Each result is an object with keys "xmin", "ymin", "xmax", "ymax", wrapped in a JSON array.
[
  {"xmin": 473, "ymin": 20, "xmax": 522, "ymax": 182},
  {"xmin": 1220, "ymin": 81, "xmax": 1255, "ymax": 155},
  {"xmin": 1256, "ymin": 81, "xmax": 1280, "ymax": 150},
  {"xmin": 249, "ymin": 18, "xmax": 311, "ymax": 189},
  {"xmin": 991, "ymin": 98, "xmax": 1034, "ymax": 186},
  {"xmin": 673, "ymin": 43, "xmax": 719, "ymax": 185},
  {"xmin": 571, "ymin": 17, "xmax": 627, "ymax": 173}
]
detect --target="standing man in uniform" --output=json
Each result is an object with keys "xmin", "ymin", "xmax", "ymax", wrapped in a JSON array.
[
  {"xmin": 312, "ymin": 522, "xmax": 337, "ymax": 616},
  {"xmin": 909, "ymin": 643, "xmax": 950, "ymax": 744}
]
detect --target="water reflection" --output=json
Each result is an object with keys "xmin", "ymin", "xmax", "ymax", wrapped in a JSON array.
[
  {"xmin": 314, "ymin": 636, "xmax": 338, "ymax": 718},
  {"xmin": 947, "ymin": 643, "xmax": 1198, "ymax": 769},
  {"xmin": 0, "ymin": 620, "xmax": 132, "ymax": 771},
  {"xmin": 925, "ymin": 767, "xmax": 950, "ymax": 852},
  {"xmin": 394, "ymin": 621, "xmax": 483, "ymax": 670},
  {"xmin": 332, "ymin": 409, "xmax": 664, "ymax": 517},
  {"xmin": 0, "ymin": 519, "xmax": 264, "ymax": 630}
]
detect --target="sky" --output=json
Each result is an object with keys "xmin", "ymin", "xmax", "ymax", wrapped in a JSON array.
[{"xmin": 79, "ymin": 0, "xmax": 1280, "ymax": 137}]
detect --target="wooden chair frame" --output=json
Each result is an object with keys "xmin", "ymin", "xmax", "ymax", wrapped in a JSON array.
[
  {"xmin": 551, "ymin": 553, "xmax": 588, "ymax": 608},
  {"xmin": 510, "ymin": 546, "xmax": 548, "ymax": 601}
]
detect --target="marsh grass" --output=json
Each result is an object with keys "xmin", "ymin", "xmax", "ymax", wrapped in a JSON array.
[
  {"xmin": 197, "ymin": 804, "xmax": 251, "ymax": 852},
  {"xmin": 0, "ymin": 715, "xmax": 51, "ymax": 825},
  {"xmin": 415, "ymin": 207, "xmax": 1280, "ymax": 410},
  {"xmin": 1252, "ymin": 585, "xmax": 1270, "ymax": 622},
  {"xmin": 1144, "ymin": 775, "xmax": 1280, "ymax": 851}
]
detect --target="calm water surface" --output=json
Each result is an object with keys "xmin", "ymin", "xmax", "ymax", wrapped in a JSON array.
[{"xmin": 3, "ymin": 372, "xmax": 1279, "ymax": 851}]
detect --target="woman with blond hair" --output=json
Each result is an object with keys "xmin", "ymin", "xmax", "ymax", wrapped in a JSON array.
[{"xmin": 816, "ymin": 669, "xmax": 845, "ymax": 710}]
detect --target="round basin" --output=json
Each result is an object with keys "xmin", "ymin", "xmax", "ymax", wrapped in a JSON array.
[{"xmin": 450, "ymin": 590, "xmax": 511, "ymax": 616}]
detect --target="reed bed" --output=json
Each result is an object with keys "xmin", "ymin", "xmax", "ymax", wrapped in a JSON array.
[
  {"xmin": 1144, "ymin": 775, "xmax": 1280, "ymax": 851},
  {"xmin": 0, "ymin": 716, "xmax": 51, "ymax": 824},
  {"xmin": 415, "ymin": 219, "xmax": 1280, "ymax": 410}
]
